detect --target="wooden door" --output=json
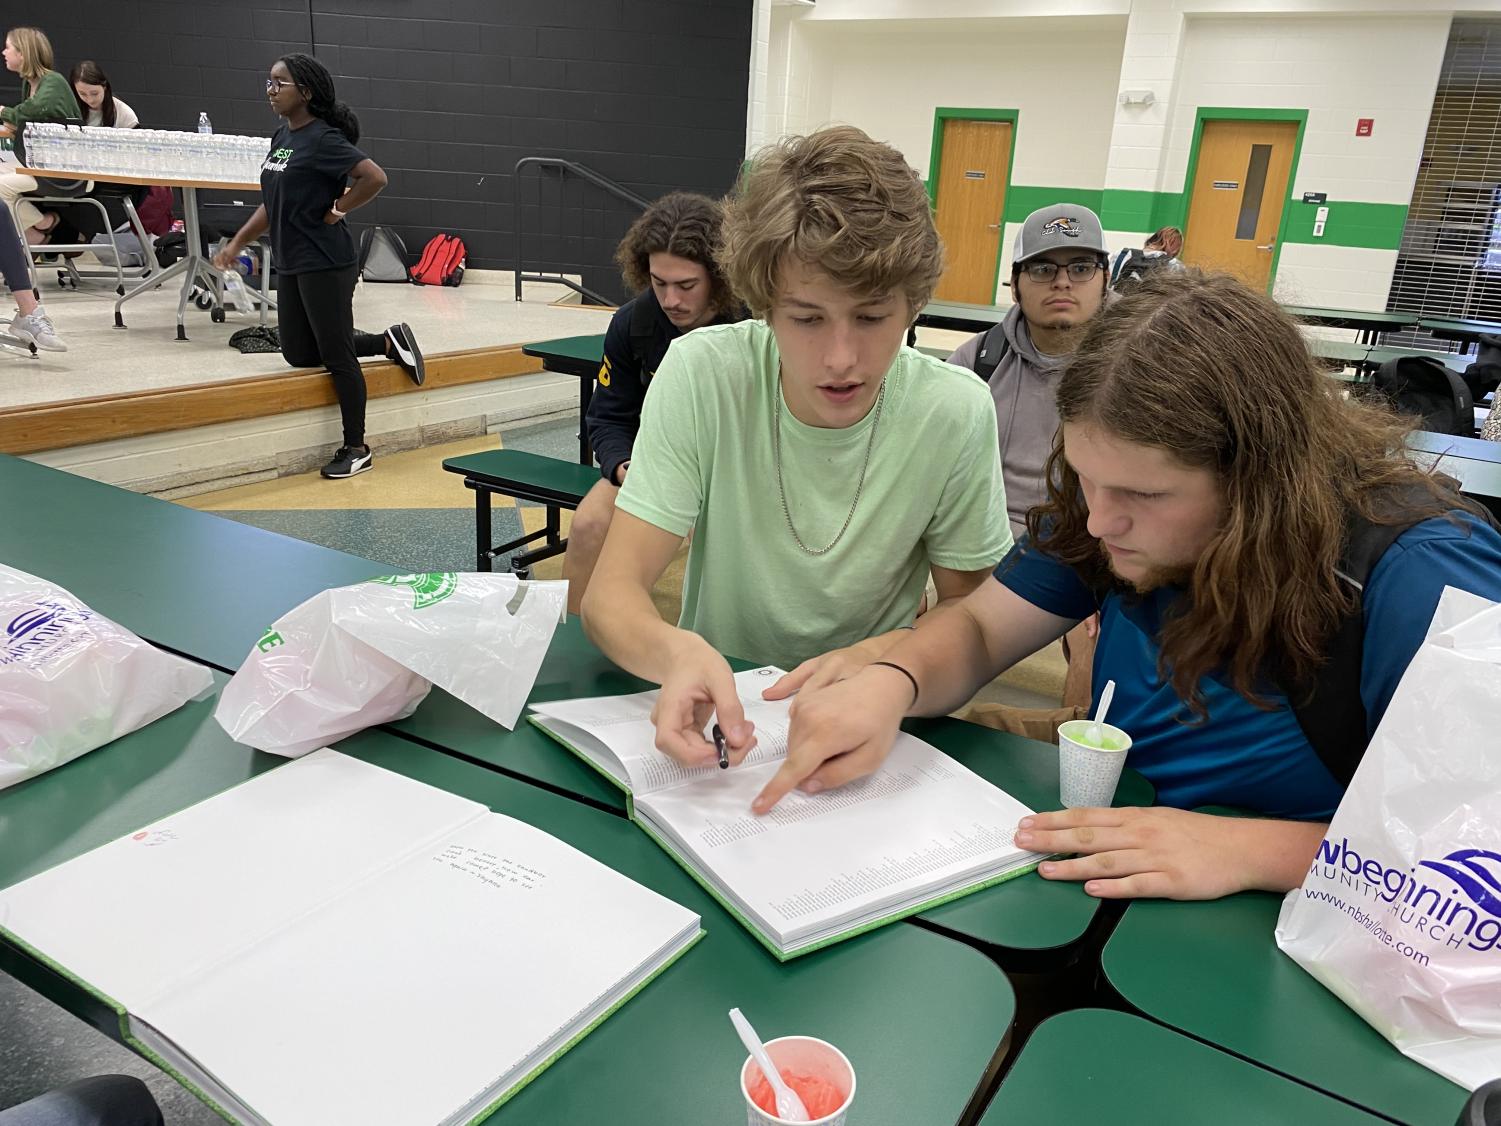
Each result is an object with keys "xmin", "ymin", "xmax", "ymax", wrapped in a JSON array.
[
  {"xmin": 1182, "ymin": 120, "xmax": 1298, "ymax": 289},
  {"xmin": 933, "ymin": 119, "xmax": 1012, "ymax": 303}
]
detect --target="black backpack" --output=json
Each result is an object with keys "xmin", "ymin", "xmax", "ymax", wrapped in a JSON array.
[
  {"xmin": 1462, "ymin": 332, "xmax": 1501, "ymax": 405},
  {"xmin": 1291, "ymin": 489, "xmax": 1501, "ymax": 786},
  {"xmin": 970, "ymin": 322, "xmax": 1012, "ymax": 382},
  {"xmin": 1112, "ymin": 248, "xmax": 1173, "ymax": 294},
  {"xmin": 1373, "ymin": 355, "xmax": 1474, "ymax": 437}
]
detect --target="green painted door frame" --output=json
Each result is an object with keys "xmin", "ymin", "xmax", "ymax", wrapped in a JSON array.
[
  {"xmin": 1179, "ymin": 107, "xmax": 1309, "ymax": 292},
  {"xmin": 927, "ymin": 107, "xmax": 1019, "ymax": 304}
]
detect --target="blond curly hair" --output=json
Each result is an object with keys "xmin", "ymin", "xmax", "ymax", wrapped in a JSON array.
[{"xmin": 719, "ymin": 126, "xmax": 943, "ymax": 318}]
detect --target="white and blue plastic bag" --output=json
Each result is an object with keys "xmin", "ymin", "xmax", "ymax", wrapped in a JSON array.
[
  {"xmin": 214, "ymin": 573, "xmax": 567, "ymax": 757},
  {"xmin": 1276, "ymin": 587, "xmax": 1501, "ymax": 1090},
  {"xmin": 0, "ymin": 563, "xmax": 214, "ymax": 791}
]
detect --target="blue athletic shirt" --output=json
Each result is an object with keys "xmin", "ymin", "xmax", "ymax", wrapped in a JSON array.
[{"xmin": 996, "ymin": 513, "xmax": 1501, "ymax": 819}]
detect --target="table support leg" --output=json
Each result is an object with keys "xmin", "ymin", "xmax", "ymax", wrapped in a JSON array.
[
  {"xmin": 475, "ymin": 485, "xmax": 492, "ymax": 573},
  {"xmin": 578, "ymin": 379, "xmax": 593, "ymax": 465}
]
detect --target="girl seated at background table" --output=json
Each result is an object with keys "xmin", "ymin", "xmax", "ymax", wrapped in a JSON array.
[
  {"xmin": 0, "ymin": 27, "xmax": 81, "ymax": 246},
  {"xmin": 70, "ymin": 60, "xmax": 138, "ymax": 129}
]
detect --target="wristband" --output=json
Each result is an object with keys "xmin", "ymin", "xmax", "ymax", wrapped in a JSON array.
[
  {"xmin": 330, "ymin": 205, "xmax": 346, "ymax": 219},
  {"xmin": 870, "ymin": 660, "xmax": 919, "ymax": 706}
]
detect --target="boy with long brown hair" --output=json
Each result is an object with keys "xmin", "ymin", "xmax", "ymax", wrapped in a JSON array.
[
  {"xmin": 761, "ymin": 270, "xmax": 1501, "ymax": 900},
  {"xmin": 582, "ymin": 126, "xmax": 1011, "ymax": 766}
]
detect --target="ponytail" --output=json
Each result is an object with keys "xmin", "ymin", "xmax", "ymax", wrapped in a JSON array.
[{"xmin": 277, "ymin": 53, "xmax": 360, "ymax": 144}]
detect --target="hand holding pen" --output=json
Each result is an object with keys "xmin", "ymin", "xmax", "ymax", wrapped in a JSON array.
[{"xmin": 713, "ymin": 723, "xmax": 729, "ymax": 770}]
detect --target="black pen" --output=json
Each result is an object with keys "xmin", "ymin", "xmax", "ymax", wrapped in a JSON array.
[{"xmin": 712, "ymin": 723, "xmax": 729, "ymax": 769}]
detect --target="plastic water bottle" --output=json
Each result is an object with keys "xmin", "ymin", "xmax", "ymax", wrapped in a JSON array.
[{"xmin": 197, "ymin": 112, "xmax": 212, "ymax": 135}]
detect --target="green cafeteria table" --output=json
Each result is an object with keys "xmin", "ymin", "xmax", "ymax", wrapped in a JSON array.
[
  {"xmin": 1418, "ymin": 316, "xmax": 1501, "ymax": 347},
  {"xmin": 395, "ymin": 638, "xmax": 1154, "ymax": 967},
  {"xmin": 0, "ymin": 453, "xmax": 391, "ymax": 670},
  {"xmin": 1, "ymin": 452, "xmax": 1152, "ymax": 966},
  {"xmin": 1283, "ymin": 305, "xmax": 1421, "ymax": 345},
  {"xmin": 917, "ymin": 299, "xmax": 1008, "ymax": 334},
  {"xmin": 0, "ymin": 679, "xmax": 1015, "ymax": 1126},
  {"xmin": 981, "ymin": 1009, "xmax": 1390, "ymax": 1125},
  {"xmin": 521, "ymin": 333, "xmax": 606, "ymax": 464},
  {"xmin": 1405, "ymin": 430, "xmax": 1501, "ymax": 518},
  {"xmin": 1102, "ymin": 893, "xmax": 1469, "ymax": 1125}
]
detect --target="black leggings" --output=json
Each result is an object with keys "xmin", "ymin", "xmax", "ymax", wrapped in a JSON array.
[
  {"xmin": 278, "ymin": 263, "xmax": 385, "ymax": 448},
  {"xmin": 0, "ymin": 207, "xmax": 33, "ymax": 295}
]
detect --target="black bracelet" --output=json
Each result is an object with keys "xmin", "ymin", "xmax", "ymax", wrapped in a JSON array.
[{"xmin": 870, "ymin": 660, "xmax": 920, "ymax": 706}]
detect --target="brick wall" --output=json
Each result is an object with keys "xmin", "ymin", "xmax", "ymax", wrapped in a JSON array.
[{"xmin": 36, "ymin": 0, "xmax": 752, "ymax": 301}]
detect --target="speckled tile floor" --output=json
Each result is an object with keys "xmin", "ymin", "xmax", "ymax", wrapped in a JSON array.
[{"xmin": 182, "ymin": 415, "xmax": 582, "ymax": 574}]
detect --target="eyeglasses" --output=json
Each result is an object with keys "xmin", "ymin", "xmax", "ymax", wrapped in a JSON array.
[
  {"xmin": 1022, "ymin": 259, "xmax": 1102, "ymax": 283},
  {"xmin": 265, "ymin": 78, "xmax": 299, "ymax": 93}
]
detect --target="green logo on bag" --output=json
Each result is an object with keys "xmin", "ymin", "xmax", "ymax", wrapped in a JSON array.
[
  {"xmin": 256, "ymin": 629, "xmax": 284, "ymax": 652},
  {"xmin": 368, "ymin": 573, "xmax": 459, "ymax": 610}
]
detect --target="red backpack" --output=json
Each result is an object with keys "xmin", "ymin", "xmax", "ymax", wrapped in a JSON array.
[{"xmin": 409, "ymin": 233, "xmax": 466, "ymax": 286}]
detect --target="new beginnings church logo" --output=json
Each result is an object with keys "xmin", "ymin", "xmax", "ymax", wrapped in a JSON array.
[
  {"xmin": 1307, "ymin": 837, "xmax": 1501, "ymax": 954},
  {"xmin": 1419, "ymin": 849, "xmax": 1501, "ymax": 920},
  {"xmin": 2, "ymin": 599, "xmax": 95, "ymax": 667}
]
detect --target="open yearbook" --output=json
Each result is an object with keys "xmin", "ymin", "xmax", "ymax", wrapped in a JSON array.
[
  {"xmin": 0, "ymin": 750, "xmax": 701, "ymax": 1126},
  {"xmin": 530, "ymin": 668, "xmax": 1042, "ymax": 959}
]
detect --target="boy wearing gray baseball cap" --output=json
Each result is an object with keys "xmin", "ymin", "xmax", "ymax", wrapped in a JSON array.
[{"xmin": 948, "ymin": 203, "xmax": 1111, "ymax": 539}]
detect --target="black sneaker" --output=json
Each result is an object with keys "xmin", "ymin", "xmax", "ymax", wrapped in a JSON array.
[
  {"xmin": 386, "ymin": 322, "xmax": 425, "ymax": 386},
  {"xmin": 321, "ymin": 445, "xmax": 373, "ymax": 479}
]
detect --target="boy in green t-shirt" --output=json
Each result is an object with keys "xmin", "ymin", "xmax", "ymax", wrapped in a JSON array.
[{"xmin": 581, "ymin": 125, "xmax": 1012, "ymax": 768}]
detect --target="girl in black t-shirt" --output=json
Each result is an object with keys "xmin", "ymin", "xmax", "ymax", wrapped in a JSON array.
[{"xmin": 213, "ymin": 54, "xmax": 424, "ymax": 479}]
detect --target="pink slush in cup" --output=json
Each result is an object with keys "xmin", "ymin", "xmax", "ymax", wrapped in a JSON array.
[{"xmin": 740, "ymin": 1035, "xmax": 856, "ymax": 1126}]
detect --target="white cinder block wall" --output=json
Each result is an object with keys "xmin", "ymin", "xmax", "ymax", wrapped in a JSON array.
[
  {"xmin": 781, "ymin": 16, "xmax": 1126, "ymax": 303},
  {"xmin": 757, "ymin": 0, "xmax": 1501, "ymax": 309},
  {"xmin": 1166, "ymin": 13, "xmax": 1449, "ymax": 309}
]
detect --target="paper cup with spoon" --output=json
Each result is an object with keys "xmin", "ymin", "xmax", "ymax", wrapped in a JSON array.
[
  {"xmin": 1057, "ymin": 679, "xmax": 1131, "ymax": 808},
  {"xmin": 732, "ymin": 1007, "xmax": 855, "ymax": 1126}
]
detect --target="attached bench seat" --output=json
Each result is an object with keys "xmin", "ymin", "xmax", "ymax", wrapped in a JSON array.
[{"xmin": 442, "ymin": 448, "xmax": 600, "ymax": 575}]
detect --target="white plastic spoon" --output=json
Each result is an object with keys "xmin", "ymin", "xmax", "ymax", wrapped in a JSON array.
[
  {"xmin": 1088, "ymin": 679, "xmax": 1117, "ymax": 747},
  {"xmin": 730, "ymin": 1007, "xmax": 810, "ymax": 1123}
]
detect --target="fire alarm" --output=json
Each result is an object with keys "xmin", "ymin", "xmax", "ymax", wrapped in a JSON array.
[{"xmin": 1356, "ymin": 118, "xmax": 1374, "ymax": 137}]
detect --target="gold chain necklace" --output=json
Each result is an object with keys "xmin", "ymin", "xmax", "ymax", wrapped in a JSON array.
[{"xmin": 772, "ymin": 380, "xmax": 886, "ymax": 556}]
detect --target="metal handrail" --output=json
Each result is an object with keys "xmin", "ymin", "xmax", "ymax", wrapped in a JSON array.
[{"xmin": 513, "ymin": 156, "xmax": 651, "ymax": 303}]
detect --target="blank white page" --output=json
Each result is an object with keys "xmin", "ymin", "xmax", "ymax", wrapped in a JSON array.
[
  {"xmin": 0, "ymin": 749, "xmax": 485, "ymax": 1011},
  {"xmin": 143, "ymin": 813, "xmax": 700, "ymax": 1126}
]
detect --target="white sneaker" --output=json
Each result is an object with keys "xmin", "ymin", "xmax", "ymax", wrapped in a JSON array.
[{"xmin": 10, "ymin": 307, "xmax": 67, "ymax": 352}]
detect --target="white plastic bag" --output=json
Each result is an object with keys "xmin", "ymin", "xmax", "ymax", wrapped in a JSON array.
[
  {"xmin": 1275, "ymin": 586, "xmax": 1501, "ymax": 1090},
  {"xmin": 0, "ymin": 563, "xmax": 215, "ymax": 791},
  {"xmin": 214, "ymin": 572, "xmax": 567, "ymax": 757}
]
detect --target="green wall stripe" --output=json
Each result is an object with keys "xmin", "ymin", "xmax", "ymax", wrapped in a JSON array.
[
  {"xmin": 1100, "ymin": 187, "xmax": 1188, "ymax": 233},
  {"xmin": 995, "ymin": 184, "xmax": 1404, "ymax": 252},
  {"xmin": 1280, "ymin": 200, "xmax": 1407, "ymax": 250},
  {"xmin": 1002, "ymin": 186, "xmax": 1104, "ymax": 223}
]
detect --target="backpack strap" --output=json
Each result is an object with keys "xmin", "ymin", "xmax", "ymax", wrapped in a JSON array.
[
  {"xmin": 409, "ymin": 235, "xmax": 446, "ymax": 284},
  {"xmin": 1286, "ymin": 519, "xmax": 1414, "ymax": 787},
  {"xmin": 1287, "ymin": 488, "xmax": 1501, "ymax": 786},
  {"xmin": 971, "ymin": 323, "xmax": 1011, "ymax": 382},
  {"xmin": 439, "ymin": 236, "xmax": 466, "ymax": 285}
]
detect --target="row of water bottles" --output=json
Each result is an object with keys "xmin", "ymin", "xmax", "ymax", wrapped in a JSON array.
[{"xmin": 23, "ymin": 122, "xmax": 270, "ymax": 183}]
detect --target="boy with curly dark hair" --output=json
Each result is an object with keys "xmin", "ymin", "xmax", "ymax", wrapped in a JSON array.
[{"xmin": 563, "ymin": 191, "xmax": 739, "ymax": 613}]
